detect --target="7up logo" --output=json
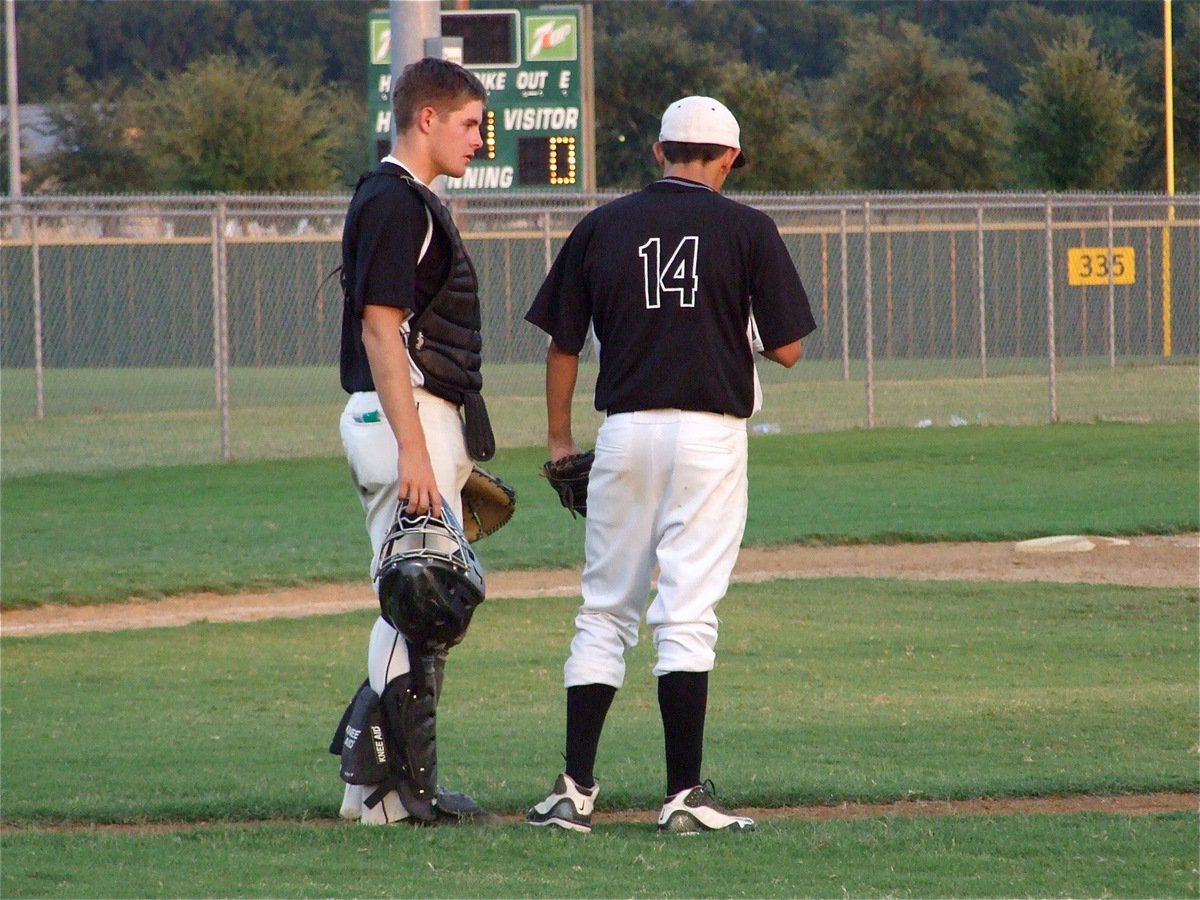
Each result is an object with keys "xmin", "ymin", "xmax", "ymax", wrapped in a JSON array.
[
  {"xmin": 525, "ymin": 15, "xmax": 577, "ymax": 61},
  {"xmin": 370, "ymin": 19, "xmax": 391, "ymax": 65}
]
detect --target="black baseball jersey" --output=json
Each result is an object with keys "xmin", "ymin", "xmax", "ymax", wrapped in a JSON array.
[
  {"xmin": 340, "ymin": 162, "xmax": 451, "ymax": 393},
  {"xmin": 525, "ymin": 177, "xmax": 816, "ymax": 418}
]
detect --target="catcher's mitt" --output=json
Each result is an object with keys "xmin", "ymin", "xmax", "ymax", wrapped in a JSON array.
[
  {"xmin": 541, "ymin": 450, "xmax": 594, "ymax": 518},
  {"xmin": 460, "ymin": 465, "xmax": 516, "ymax": 542}
]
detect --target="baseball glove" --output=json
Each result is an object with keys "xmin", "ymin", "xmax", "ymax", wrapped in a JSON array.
[
  {"xmin": 540, "ymin": 450, "xmax": 594, "ymax": 518},
  {"xmin": 460, "ymin": 465, "xmax": 516, "ymax": 542}
]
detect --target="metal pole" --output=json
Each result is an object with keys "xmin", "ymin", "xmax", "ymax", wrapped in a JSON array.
[
  {"xmin": 31, "ymin": 210, "xmax": 43, "ymax": 419},
  {"xmin": 5, "ymin": 0, "xmax": 23, "ymax": 239},
  {"xmin": 212, "ymin": 201, "xmax": 231, "ymax": 463},
  {"xmin": 1106, "ymin": 205, "xmax": 1116, "ymax": 368},
  {"xmin": 839, "ymin": 207, "xmax": 849, "ymax": 382},
  {"xmin": 220, "ymin": 204, "xmax": 231, "ymax": 463},
  {"xmin": 1162, "ymin": 0, "xmax": 1175, "ymax": 357},
  {"xmin": 976, "ymin": 204, "xmax": 988, "ymax": 379},
  {"xmin": 819, "ymin": 233, "xmax": 830, "ymax": 359},
  {"xmin": 863, "ymin": 202, "xmax": 875, "ymax": 429},
  {"xmin": 390, "ymin": 0, "xmax": 442, "ymax": 85},
  {"xmin": 211, "ymin": 209, "xmax": 222, "ymax": 418},
  {"xmin": 579, "ymin": 1, "xmax": 597, "ymax": 193},
  {"xmin": 1044, "ymin": 198, "xmax": 1058, "ymax": 423}
]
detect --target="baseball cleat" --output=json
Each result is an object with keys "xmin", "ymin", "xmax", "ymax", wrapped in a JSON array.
[
  {"xmin": 525, "ymin": 772, "xmax": 597, "ymax": 833},
  {"xmin": 657, "ymin": 781, "xmax": 757, "ymax": 834},
  {"xmin": 422, "ymin": 786, "xmax": 502, "ymax": 826}
]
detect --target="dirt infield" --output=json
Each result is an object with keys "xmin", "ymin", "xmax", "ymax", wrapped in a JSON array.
[{"xmin": 3, "ymin": 533, "xmax": 1195, "ymax": 638}]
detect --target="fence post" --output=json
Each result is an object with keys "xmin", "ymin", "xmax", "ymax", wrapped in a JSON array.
[
  {"xmin": 1162, "ymin": 200, "xmax": 1174, "ymax": 358},
  {"xmin": 819, "ymin": 232, "xmax": 830, "ymax": 359},
  {"xmin": 503, "ymin": 238, "xmax": 513, "ymax": 364},
  {"xmin": 542, "ymin": 211, "xmax": 553, "ymax": 274},
  {"xmin": 1106, "ymin": 204, "xmax": 1116, "ymax": 368},
  {"xmin": 212, "ymin": 199, "xmax": 231, "ymax": 462},
  {"xmin": 839, "ymin": 206, "xmax": 849, "ymax": 382},
  {"xmin": 1043, "ymin": 197, "xmax": 1058, "ymax": 423},
  {"xmin": 976, "ymin": 204, "xmax": 988, "ymax": 379},
  {"xmin": 31, "ymin": 209, "xmax": 45, "ymax": 419},
  {"xmin": 863, "ymin": 201, "xmax": 875, "ymax": 429}
]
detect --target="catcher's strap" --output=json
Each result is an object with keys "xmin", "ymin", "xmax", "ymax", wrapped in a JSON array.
[
  {"xmin": 541, "ymin": 450, "xmax": 594, "ymax": 518},
  {"xmin": 460, "ymin": 465, "xmax": 516, "ymax": 542}
]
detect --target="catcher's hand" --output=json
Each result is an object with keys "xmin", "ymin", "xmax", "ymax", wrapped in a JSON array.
[
  {"xmin": 460, "ymin": 465, "xmax": 516, "ymax": 542},
  {"xmin": 540, "ymin": 450, "xmax": 594, "ymax": 518}
]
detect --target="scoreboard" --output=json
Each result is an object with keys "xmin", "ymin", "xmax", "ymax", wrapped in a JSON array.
[{"xmin": 367, "ymin": 6, "xmax": 591, "ymax": 193}]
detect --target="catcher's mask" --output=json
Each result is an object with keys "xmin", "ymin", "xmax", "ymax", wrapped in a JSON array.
[{"xmin": 375, "ymin": 500, "xmax": 485, "ymax": 651}]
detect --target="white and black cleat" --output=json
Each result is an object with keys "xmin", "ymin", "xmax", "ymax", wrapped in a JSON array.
[
  {"xmin": 657, "ymin": 781, "xmax": 757, "ymax": 834},
  {"xmin": 526, "ymin": 772, "xmax": 597, "ymax": 833}
]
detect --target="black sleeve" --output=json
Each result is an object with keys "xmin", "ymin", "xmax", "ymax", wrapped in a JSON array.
[
  {"xmin": 524, "ymin": 221, "xmax": 594, "ymax": 354},
  {"xmin": 352, "ymin": 186, "xmax": 429, "ymax": 316},
  {"xmin": 749, "ymin": 215, "xmax": 817, "ymax": 350}
]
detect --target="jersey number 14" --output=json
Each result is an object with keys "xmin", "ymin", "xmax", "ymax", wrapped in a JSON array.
[{"xmin": 639, "ymin": 237, "xmax": 699, "ymax": 309}]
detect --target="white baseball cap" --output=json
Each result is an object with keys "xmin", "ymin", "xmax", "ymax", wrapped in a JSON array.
[{"xmin": 659, "ymin": 95, "xmax": 746, "ymax": 168}]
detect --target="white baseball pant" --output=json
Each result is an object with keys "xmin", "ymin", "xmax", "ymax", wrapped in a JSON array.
[{"xmin": 564, "ymin": 409, "xmax": 749, "ymax": 689}]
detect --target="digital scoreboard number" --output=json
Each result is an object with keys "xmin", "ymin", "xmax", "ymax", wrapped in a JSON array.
[
  {"xmin": 476, "ymin": 109, "xmax": 577, "ymax": 185},
  {"xmin": 518, "ymin": 135, "xmax": 578, "ymax": 186},
  {"xmin": 369, "ymin": 7, "xmax": 587, "ymax": 193}
]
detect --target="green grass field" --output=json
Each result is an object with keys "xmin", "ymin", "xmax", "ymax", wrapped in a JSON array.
[
  {"xmin": 2, "ymin": 423, "xmax": 1195, "ymax": 608},
  {"xmin": 2, "ymin": 579, "xmax": 1196, "ymax": 897},
  {"xmin": 2, "ymin": 421, "xmax": 1197, "ymax": 897},
  {"xmin": 1, "ymin": 360, "xmax": 1195, "ymax": 477},
  {"xmin": 4, "ymin": 814, "xmax": 1193, "ymax": 898}
]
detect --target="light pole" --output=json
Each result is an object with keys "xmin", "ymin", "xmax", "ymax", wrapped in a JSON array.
[{"xmin": 1162, "ymin": 0, "xmax": 1174, "ymax": 358}]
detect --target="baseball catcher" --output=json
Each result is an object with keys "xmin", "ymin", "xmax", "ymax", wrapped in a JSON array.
[
  {"xmin": 333, "ymin": 57, "xmax": 497, "ymax": 828},
  {"xmin": 541, "ymin": 450, "xmax": 594, "ymax": 517},
  {"xmin": 330, "ymin": 501, "xmax": 488, "ymax": 824}
]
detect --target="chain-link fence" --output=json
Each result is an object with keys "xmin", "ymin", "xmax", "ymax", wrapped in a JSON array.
[{"xmin": 2, "ymin": 192, "xmax": 1197, "ymax": 478}]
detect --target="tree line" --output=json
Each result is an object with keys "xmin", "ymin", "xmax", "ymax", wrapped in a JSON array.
[{"xmin": 4, "ymin": 0, "xmax": 1196, "ymax": 195}]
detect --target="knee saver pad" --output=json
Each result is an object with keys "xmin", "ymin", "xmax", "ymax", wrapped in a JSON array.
[{"xmin": 337, "ymin": 682, "xmax": 390, "ymax": 786}]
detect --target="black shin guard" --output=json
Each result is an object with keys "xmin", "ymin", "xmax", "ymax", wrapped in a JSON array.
[{"xmin": 377, "ymin": 651, "xmax": 441, "ymax": 821}]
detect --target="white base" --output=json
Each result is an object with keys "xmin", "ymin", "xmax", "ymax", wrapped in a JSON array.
[{"xmin": 1015, "ymin": 535, "xmax": 1095, "ymax": 553}]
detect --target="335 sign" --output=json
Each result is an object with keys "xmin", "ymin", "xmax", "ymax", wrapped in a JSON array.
[{"xmin": 1067, "ymin": 246, "xmax": 1136, "ymax": 286}]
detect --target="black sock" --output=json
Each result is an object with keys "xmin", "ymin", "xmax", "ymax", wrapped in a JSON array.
[
  {"xmin": 658, "ymin": 671, "xmax": 708, "ymax": 796},
  {"xmin": 564, "ymin": 683, "xmax": 616, "ymax": 790}
]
